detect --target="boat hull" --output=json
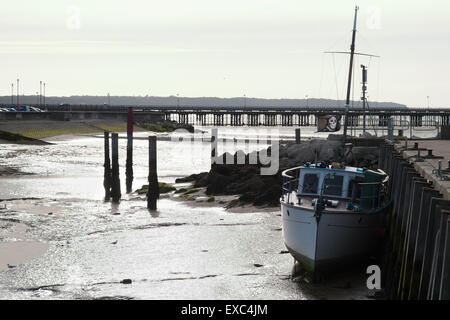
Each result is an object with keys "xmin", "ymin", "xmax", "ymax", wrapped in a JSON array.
[{"xmin": 281, "ymin": 201, "xmax": 383, "ymax": 274}]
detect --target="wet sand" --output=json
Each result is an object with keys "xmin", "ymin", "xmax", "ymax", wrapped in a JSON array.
[
  {"xmin": 0, "ymin": 217, "xmax": 49, "ymax": 272},
  {"xmin": 0, "ymin": 242, "xmax": 49, "ymax": 272},
  {"xmin": 0, "ymin": 130, "xmax": 377, "ymax": 299}
]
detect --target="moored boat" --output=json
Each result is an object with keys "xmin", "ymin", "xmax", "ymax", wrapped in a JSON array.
[{"xmin": 280, "ymin": 162, "xmax": 389, "ymax": 276}]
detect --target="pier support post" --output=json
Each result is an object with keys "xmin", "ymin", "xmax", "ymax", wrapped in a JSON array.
[
  {"xmin": 211, "ymin": 128, "xmax": 221, "ymax": 165},
  {"xmin": 147, "ymin": 136, "xmax": 159, "ymax": 210},
  {"xmin": 103, "ymin": 131, "xmax": 111, "ymax": 201},
  {"xmin": 295, "ymin": 128, "xmax": 301, "ymax": 144},
  {"xmin": 125, "ymin": 107, "xmax": 134, "ymax": 193},
  {"xmin": 111, "ymin": 133, "xmax": 121, "ymax": 203},
  {"xmin": 388, "ymin": 117, "xmax": 394, "ymax": 140}
]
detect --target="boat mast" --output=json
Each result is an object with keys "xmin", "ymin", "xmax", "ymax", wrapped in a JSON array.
[
  {"xmin": 361, "ymin": 64, "xmax": 367, "ymax": 134},
  {"xmin": 343, "ymin": 6, "xmax": 359, "ymax": 143}
]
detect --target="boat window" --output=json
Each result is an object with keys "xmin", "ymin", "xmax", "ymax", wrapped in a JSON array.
[
  {"xmin": 302, "ymin": 173, "xmax": 319, "ymax": 194},
  {"xmin": 348, "ymin": 176, "xmax": 364, "ymax": 199},
  {"xmin": 323, "ymin": 174, "xmax": 344, "ymax": 197}
]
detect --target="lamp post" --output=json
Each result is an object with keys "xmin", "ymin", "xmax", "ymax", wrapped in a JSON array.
[
  {"xmin": 39, "ymin": 81, "xmax": 42, "ymax": 107},
  {"xmin": 36, "ymin": 92, "xmax": 39, "ymax": 105},
  {"xmin": 43, "ymin": 82, "xmax": 46, "ymax": 106},
  {"xmin": 11, "ymin": 83, "xmax": 14, "ymax": 105},
  {"xmin": 16, "ymin": 79, "xmax": 19, "ymax": 108},
  {"xmin": 244, "ymin": 94, "xmax": 246, "ymax": 108},
  {"xmin": 305, "ymin": 94, "xmax": 309, "ymax": 108},
  {"xmin": 177, "ymin": 93, "xmax": 179, "ymax": 107}
]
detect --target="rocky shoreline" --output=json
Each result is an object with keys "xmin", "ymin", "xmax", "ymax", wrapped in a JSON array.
[
  {"xmin": 175, "ymin": 136, "xmax": 381, "ymax": 207},
  {"xmin": 134, "ymin": 120, "xmax": 194, "ymax": 133}
]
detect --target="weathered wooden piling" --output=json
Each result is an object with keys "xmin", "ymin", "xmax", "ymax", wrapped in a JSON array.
[
  {"xmin": 103, "ymin": 131, "xmax": 111, "ymax": 201},
  {"xmin": 147, "ymin": 136, "xmax": 159, "ymax": 210},
  {"xmin": 426, "ymin": 204, "xmax": 450, "ymax": 299},
  {"xmin": 295, "ymin": 128, "xmax": 301, "ymax": 144},
  {"xmin": 408, "ymin": 187, "xmax": 440, "ymax": 299},
  {"xmin": 125, "ymin": 107, "xmax": 134, "ymax": 193},
  {"xmin": 110, "ymin": 133, "xmax": 121, "ymax": 203},
  {"xmin": 398, "ymin": 177, "xmax": 429, "ymax": 299},
  {"xmin": 211, "ymin": 128, "xmax": 218, "ymax": 165},
  {"xmin": 440, "ymin": 217, "xmax": 450, "ymax": 299},
  {"xmin": 387, "ymin": 117, "xmax": 394, "ymax": 140}
]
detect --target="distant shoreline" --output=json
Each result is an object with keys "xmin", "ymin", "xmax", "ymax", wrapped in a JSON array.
[
  {"xmin": 0, "ymin": 95, "xmax": 409, "ymax": 109},
  {"xmin": 0, "ymin": 119, "xmax": 147, "ymax": 143}
]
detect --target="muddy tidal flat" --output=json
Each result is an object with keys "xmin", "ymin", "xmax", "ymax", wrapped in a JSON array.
[{"xmin": 0, "ymin": 128, "xmax": 374, "ymax": 300}]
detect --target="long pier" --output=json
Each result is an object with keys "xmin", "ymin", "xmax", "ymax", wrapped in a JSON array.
[{"xmin": 2, "ymin": 104, "xmax": 449, "ymax": 128}]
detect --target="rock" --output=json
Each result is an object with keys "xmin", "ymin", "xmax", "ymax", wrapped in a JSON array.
[
  {"xmin": 327, "ymin": 134, "xmax": 344, "ymax": 141},
  {"xmin": 120, "ymin": 279, "xmax": 132, "ymax": 284},
  {"xmin": 136, "ymin": 120, "xmax": 194, "ymax": 133},
  {"xmin": 205, "ymin": 172, "xmax": 232, "ymax": 194},
  {"xmin": 253, "ymin": 184, "xmax": 280, "ymax": 206},
  {"xmin": 135, "ymin": 182, "xmax": 175, "ymax": 194},
  {"xmin": 360, "ymin": 132, "xmax": 374, "ymax": 138},
  {"xmin": 187, "ymin": 138, "xmax": 379, "ymax": 207}
]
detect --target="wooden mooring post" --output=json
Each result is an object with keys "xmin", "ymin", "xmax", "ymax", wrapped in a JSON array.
[
  {"xmin": 147, "ymin": 136, "xmax": 159, "ymax": 210},
  {"xmin": 295, "ymin": 128, "xmax": 301, "ymax": 144},
  {"xmin": 103, "ymin": 131, "xmax": 111, "ymax": 201},
  {"xmin": 111, "ymin": 132, "xmax": 121, "ymax": 203},
  {"xmin": 211, "ymin": 128, "xmax": 218, "ymax": 165},
  {"xmin": 125, "ymin": 107, "xmax": 134, "ymax": 193}
]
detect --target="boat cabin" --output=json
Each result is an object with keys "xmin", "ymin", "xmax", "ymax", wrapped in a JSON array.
[
  {"xmin": 297, "ymin": 164, "xmax": 365, "ymax": 201},
  {"xmin": 282, "ymin": 163, "xmax": 388, "ymax": 212}
]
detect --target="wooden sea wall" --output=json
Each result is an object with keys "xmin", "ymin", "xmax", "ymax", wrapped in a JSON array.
[{"xmin": 378, "ymin": 140, "xmax": 449, "ymax": 300}]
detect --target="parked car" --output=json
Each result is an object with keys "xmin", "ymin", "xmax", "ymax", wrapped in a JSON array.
[
  {"xmin": 13, "ymin": 105, "xmax": 30, "ymax": 111},
  {"xmin": 30, "ymin": 106, "xmax": 44, "ymax": 112}
]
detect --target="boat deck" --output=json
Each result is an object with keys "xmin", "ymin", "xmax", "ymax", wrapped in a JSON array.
[{"xmin": 283, "ymin": 191, "xmax": 354, "ymax": 213}]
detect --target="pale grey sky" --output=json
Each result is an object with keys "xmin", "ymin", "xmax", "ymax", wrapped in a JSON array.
[{"xmin": 1, "ymin": 0, "xmax": 449, "ymax": 107}]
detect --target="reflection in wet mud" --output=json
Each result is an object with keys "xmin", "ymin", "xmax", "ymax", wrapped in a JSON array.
[{"xmin": 0, "ymin": 130, "xmax": 375, "ymax": 299}]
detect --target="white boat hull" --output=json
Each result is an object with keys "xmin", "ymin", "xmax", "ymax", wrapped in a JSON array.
[{"xmin": 281, "ymin": 201, "xmax": 383, "ymax": 274}]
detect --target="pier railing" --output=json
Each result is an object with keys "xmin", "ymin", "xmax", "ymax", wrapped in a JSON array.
[{"xmin": 281, "ymin": 166, "xmax": 303, "ymax": 204}]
